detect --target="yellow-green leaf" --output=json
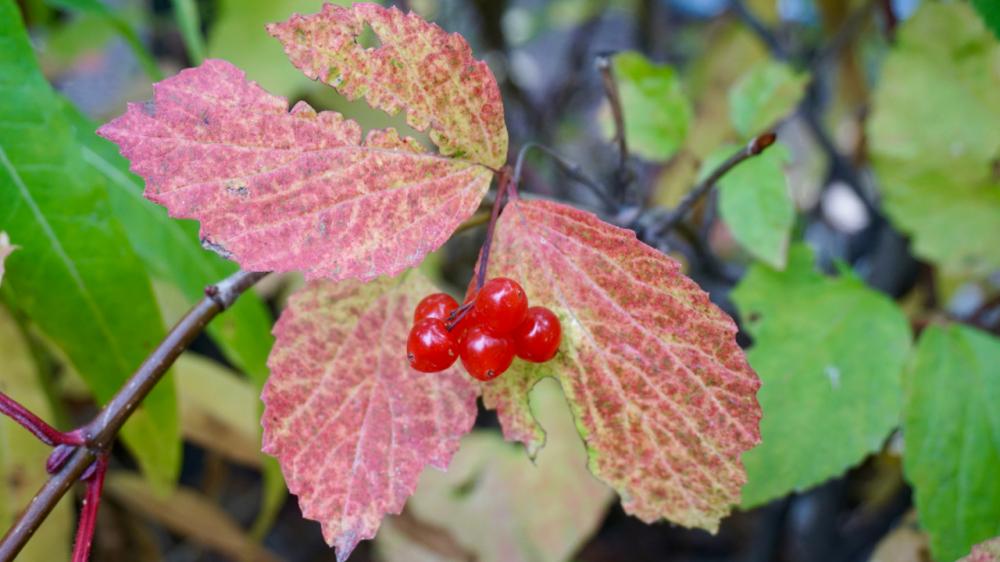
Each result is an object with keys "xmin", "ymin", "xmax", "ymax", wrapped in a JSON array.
[
  {"xmin": 729, "ymin": 60, "xmax": 808, "ymax": 138},
  {"xmin": 868, "ymin": 2, "xmax": 1000, "ymax": 276},
  {"xmin": 608, "ymin": 51, "xmax": 692, "ymax": 162}
]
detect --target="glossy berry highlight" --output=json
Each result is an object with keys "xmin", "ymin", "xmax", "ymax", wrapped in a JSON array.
[
  {"xmin": 407, "ymin": 318, "xmax": 458, "ymax": 372},
  {"xmin": 514, "ymin": 306, "xmax": 562, "ymax": 362},
  {"xmin": 460, "ymin": 325, "xmax": 516, "ymax": 381},
  {"xmin": 475, "ymin": 277, "xmax": 528, "ymax": 335},
  {"xmin": 414, "ymin": 292, "xmax": 459, "ymax": 323}
]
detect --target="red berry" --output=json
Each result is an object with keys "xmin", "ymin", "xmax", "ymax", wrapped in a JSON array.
[
  {"xmin": 414, "ymin": 293, "xmax": 459, "ymax": 323},
  {"xmin": 407, "ymin": 319, "xmax": 458, "ymax": 372},
  {"xmin": 514, "ymin": 307, "xmax": 561, "ymax": 362},
  {"xmin": 460, "ymin": 325, "xmax": 515, "ymax": 381},
  {"xmin": 475, "ymin": 277, "xmax": 528, "ymax": 335}
]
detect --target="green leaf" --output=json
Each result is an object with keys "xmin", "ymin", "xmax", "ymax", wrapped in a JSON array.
[
  {"xmin": 0, "ymin": 307, "xmax": 72, "ymax": 562},
  {"xmin": 728, "ymin": 60, "xmax": 808, "ymax": 138},
  {"xmin": 868, "ymin": 2, "xmax": 1000, "ymax": 277},
  {"xmin": 170, "ymin": 0, "xmax": 206, "ymax": 65},
  {"xmin": 972, "ymin": 0, "xmax": 1000, "ymax": 40},
  {"xmin": 59, "ymin": 101, "xmax": 274, "ymax": 389},
  {"xmin": 902, "ymin": 324, "xmax": 1000, "ymax": 561},
  {"xmin": 702, "ymin": 142, "xmax": 794, "ymax": 268},
  {"xmin": 732, "ymin": 244, "xmax": 911, "ymax": 507},
  {"xmin": 0, "ymin": 1, "xmax": 179, "ymax": 491},
  {"xmin": 609, "ymin": 51, "xmax": 692, "ymax": 161}
]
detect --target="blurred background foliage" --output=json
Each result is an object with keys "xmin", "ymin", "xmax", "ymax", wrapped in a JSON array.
[{"xmin": 1, "ymin": 0, "xmax": 999, "ymax": 560}]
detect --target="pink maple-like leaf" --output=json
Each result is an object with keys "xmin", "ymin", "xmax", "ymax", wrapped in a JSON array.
[
  {"xmin": 262, "ymin": 273, "xmax": 479, "ymax": 561},
  {"xmin": 480, "ymin": 198, "xmax": 762, "ymax": 531},
  {"xmin": 269, "ymin": 3, "xmax": 508, "ymax": 169},
  {"xmin": 99, "ymin": 3, "xmax": 507, "ymax": 282}
]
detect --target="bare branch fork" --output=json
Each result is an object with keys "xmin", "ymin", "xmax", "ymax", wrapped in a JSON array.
[
  {"xmin": 595, "ymin": 52, "xmax": 633, "ymax": 197},
  {"xmin": 0, "ymin": 269, "xmax": 269, "ymax": 562},
  {"xmin": 646, "ymin": 132, "xmax": 777, "ymax": 238}
]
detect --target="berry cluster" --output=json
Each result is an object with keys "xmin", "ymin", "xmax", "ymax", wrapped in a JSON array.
[{"xmin": 407, "ymin": 278, "xmax": 562, "ymax": 381}]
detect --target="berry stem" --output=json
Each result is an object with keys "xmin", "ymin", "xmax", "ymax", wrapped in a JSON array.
[
  {"xmin": 0, "ymin": 391, "xmax": 84, "ymax": 447},
  {"xmin": 474, "ymin": 166, "xmax": 513, "ymax": 291},
  {"xmin": 446, "ymin": 302, "xmax": 474, "ymax": 332}
]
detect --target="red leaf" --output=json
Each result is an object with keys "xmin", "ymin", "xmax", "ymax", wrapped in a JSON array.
[
  {"xmin": 98, "ymin": 60, "xmax": 493, "ymax": 281},
  {"xmin": 481, "ymin": 198, "xmax": 761, "ymax": 531},
  {"xmin": 269, "ymin": 3, "xmax": 508, "ymax": 169},
  {"xmin": 262, "ymin": 273, "xmax": 479, "ymax": 561}
]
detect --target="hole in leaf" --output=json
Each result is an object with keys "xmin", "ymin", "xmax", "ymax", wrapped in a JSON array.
[
  {"xmin": 295, "ymin": 91, "xmax": 433, "ymax": 153},
  {"xmin": 356, "ymin": 22, "xmax": 381, "ymax": 49}
]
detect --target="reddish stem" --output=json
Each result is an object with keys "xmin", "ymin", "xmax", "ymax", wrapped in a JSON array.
[
  {"xmin": 0, "ymin": 392, "xmax": 83, "ymax": 447},
  {"xmin": 70, "ymin": 455, "xmax": 107, "ymax": 562},
  {"xmin": 474, "ymin": 166, "xmax": 513, "ymax": 291}
]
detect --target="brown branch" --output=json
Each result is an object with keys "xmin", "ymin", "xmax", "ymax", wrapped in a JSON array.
[
  {"xmin": 596, "ymin": 53, "xmax": 632, "ymax": 194},
  {"xmin": 648, "ymin": 132, "xmax": 777, "ymax": 237},
  {"xmin": 0, "ymin": 269, "xmax": 269, "ymax": 562},
  {"xmin": 512, "ymin": 142, "xmax": 615, "ymax": 209}
]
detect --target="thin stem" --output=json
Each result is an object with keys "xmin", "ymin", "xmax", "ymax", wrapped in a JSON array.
[
  {"xmin": 0, "ymin": 392, "xmax": 82, "ymax": 447},
  {"xmin": 70, "ymin": 455, "xmax": 107, "ymax": 562},
  {"xmin": 474, "ymin": 168, "xmax": 512, "ymax": 291},
  {"xmin": 809, "ymin": 0, "xmax": 878, "ymax": 67},
  {"xmin": 513, "ymin": 142, "xmax": 616, "ymax": 209},
  {"xmin": 728, "ymin": 0, "xmax": 789, "ymax": 60},
  {"xmin": 0, "ymin": 269, "xmax": 269, "ymax": 562},
  {"xmin": 651, "ymin": 132, "xmax": 777, "ymax": 237},
  {"xmin": 596, "ymin": 53, "xmax": 632, "ymax": 194},
  {"xmin": 731, "ymin": 0, "xmax": 881, "ymax": 220}
]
